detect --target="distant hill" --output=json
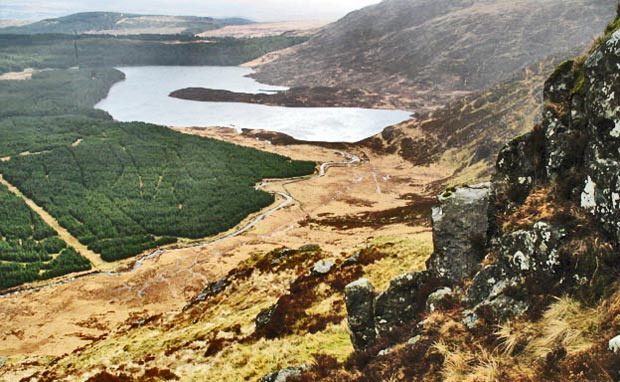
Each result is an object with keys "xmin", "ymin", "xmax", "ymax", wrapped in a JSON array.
[
  {"xmin": 198, "ymin": 21, "xmax": 327, "ymax": 38},
  {"xmin": 0, "ymin": 20, "xmax": 33, "ymax": 28},
  {"xmin": 252, "ymin": 0, "xmax": 615, "ymax": 110},
  {"xmin": 0, "ymin": 12, "xmax": 253, "ymax": 35}
]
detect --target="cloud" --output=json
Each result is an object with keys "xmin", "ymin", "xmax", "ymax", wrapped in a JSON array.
[{"xmin": 0, "ymin": 0, "xmax": 382, "ymax": 21}]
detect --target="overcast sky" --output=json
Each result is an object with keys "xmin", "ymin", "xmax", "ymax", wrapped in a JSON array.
[{"xmin": 0, "ymin": 0, "xmax": 382, "ymax": 22}]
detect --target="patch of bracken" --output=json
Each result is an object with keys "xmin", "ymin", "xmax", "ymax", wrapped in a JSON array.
[
  {"xmin": 236, "ymin": 246, "xmax": 326, "ymax": 279},
  {"xmin": 204, "ymin": 337, "xmax": 229, "ymax": 358},
  {"xmin": 139, "ymin": 367, "xmax": 179, "ymax": 381},
  {"xmin": 85, "ymin": 371, "xmax": 134, "ymax": 382},
  {"xmin": 302, "ymin": 197, "xmax": 435, "ymax": 230},
  {"xmin": 255, "ymin": 263, "xmax": 363, "ymax": 339}
]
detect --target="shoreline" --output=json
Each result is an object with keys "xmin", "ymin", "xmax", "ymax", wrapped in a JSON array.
[{"xmin": 169, "ymin": 86, "xmax": 399, "ymax": 110}]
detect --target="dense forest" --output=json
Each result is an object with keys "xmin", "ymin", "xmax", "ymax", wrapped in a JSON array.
[
  {"xmin": 0, "ymin": 34, "xmax": 307, "ymax": 74},
  {"xmin": 0, "ymin": 67, "xmax": 315, "ymax": 264},
  {"xmin": 1, "ymin": 120, "xmax": 315, "ymax": 261},
  {"xmin": 0, "ymin": 68, "xmax": 124, "ymax": 120},
  {"xmin": 0, "ymin": 183, "xmax": 91, "ymax": 290}
]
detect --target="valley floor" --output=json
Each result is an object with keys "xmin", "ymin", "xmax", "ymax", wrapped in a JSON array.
[{"xmin": 0, "ymin": 126, "xmax": 455, "ymax": 380}]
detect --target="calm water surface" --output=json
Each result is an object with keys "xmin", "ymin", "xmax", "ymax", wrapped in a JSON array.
[{"xmin": 95, "ymin": 66, "xmax": 412, "ymax": 142}]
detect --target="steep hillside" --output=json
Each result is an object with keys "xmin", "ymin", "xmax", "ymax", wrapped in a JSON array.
[
  {"xmin": 0, "ymin": 12, "xmax": 252, "ymax": 35},
  {"xmin": 359, "ymin": 49, "xmax": 580, "ymax": 186},
  {"xmin": 252, "ymin": 0, "xmax": 614, "ymax": 110},
  {"xmin": 279, "ymin": 8, "xmax": 620, "ymax": 381}
]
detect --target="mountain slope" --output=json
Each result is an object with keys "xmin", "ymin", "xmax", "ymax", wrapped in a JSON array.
[
  {"xmin": 0, "ymin": 12, "xmax": 252, "ymax": 35},
  {"xmin": 359, "ymin": 49, "xmax": 581, "ymax": 186},
  {"xmin": 252, "ymin": 0, "xmax": 614, "ymax": 110},
  {"xmin": 256, "ymin": 8, "xmax": 620, "ymax": 382}
]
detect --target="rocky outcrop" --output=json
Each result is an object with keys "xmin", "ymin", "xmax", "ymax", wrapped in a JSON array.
[
  {"xmin": 342, "ymin": 11, "xmax": 620, "ymax": 352},
  {"xmin": 541, "ymin": 61, "xmax": 586, "ymax": 180},
  {"xmin": 259, "ymin": 365, "xmax": 308, "ymax": 382},
  {"xmin": 311, "ymin": 259, "xmax": 335, "ymax": 276},
  {"xmin": 344, "ymin": 271, "xmax": 445, "ymax": 350},
  {"xmin": 461, "ymin": 13, "xmax": 620, "ymax": 323},
  {"xmin": 463, "ymin": 222, "xmax": 567, "ymax": 327},
  {"xmin": 374, "ymin": 271, "xmax": 442, "ymax": 335},
  {"xmin": 345, "ymin": 278, "xmax": 377, "ymax": 351},
  {"xmin": 466, "ymin": 222, "xmax": 566, "ymax": 306},
  {"xmin": 182, "ymin": 277, "xmax": 229, "ymax": 311},
  {"xmin": 609, "ymin": 335, "xmax": 620, "ymax": 353},
  {"xmin": 255, "ymin": 304, "xmax": 278, "ymax": 331},
  {"xmin": 426, "ymin": 184, "xmax": 491, "ymax": 283},
  {"xmin": 493, "ymin": 21, "xmax": 620, "ymax": 245},
  {"xmin": 579, "ymin": 28, "xmax": 620, "ymax": 243}
]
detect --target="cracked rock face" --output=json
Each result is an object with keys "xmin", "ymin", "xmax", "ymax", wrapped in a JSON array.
[
  {"xmin": 579, "ymin": 28, "xmax": 620, "ymax": 243},
  {"xmin": 464, "ymin": 222, "xmax": 566, "ymax": 325},
  {"xmin": 426, "ymin": 183, "xmax": 491, "ymax": 283},
  {"xmin": 345, "ymin": 278, "xmax": 377, "ymax": 351},
  {"xmin": 374, "ymin": 271, "xmax": 441, "ymax": 336}
]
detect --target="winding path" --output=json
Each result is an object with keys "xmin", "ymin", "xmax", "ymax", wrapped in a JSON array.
[{"xmin": 0, "ymin": 150, "xmax": 362, "ymax": 298}]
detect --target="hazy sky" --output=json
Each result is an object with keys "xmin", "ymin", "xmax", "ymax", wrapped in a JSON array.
[{"xmin": 0, "ymin": 0, "xmax": 382, "ymax": 22}]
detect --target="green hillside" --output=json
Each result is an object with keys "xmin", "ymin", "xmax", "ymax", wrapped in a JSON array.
[
  {"xmin": 0, "ymin": 12, "xmax": 252, "ymax": 35},
  {"xmin": 0, "ymin": 34, "xmax": 307, "ymax": 74}
]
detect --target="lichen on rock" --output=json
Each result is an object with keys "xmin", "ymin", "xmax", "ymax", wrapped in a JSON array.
[
  {"xmin": 345, "ymin": 278, "xmax": 377, "ymax": 351},
  {"xmin": 464, "ymin": 222, "xmax": 567, "ymax": 325},
  {"xmin": 426, "ymin": 183, "xmax": 491, "ymax": 283},
  {"xmin": 373, "ymin": 271, "xmax": 441, "ymax": 336}
]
